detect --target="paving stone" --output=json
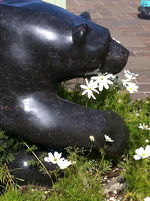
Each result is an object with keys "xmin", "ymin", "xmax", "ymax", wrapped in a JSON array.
[
  {"xmin": 66, "ymin": 7, "xmax": 82, "ymax": 12},
  {"xmin": 138, "ymin": 84, "xmax": 150, "ymax": 92},
  {"xmin": 113, "ymin": 14, "xmax": 135, "ymax": 21},
  {"xmin": 125, "ymin": 57, "xmax": 150, "ymax": 70},
  {"xmin": 145, "ymin": 43, "xmax": 150, "ymax": 50},
  {"xmin": 135, "ymin": 51, "xmax": 150, "ymax": 57},
  {"xmin": 145, "ymin": 93, "xmax": 150, "ymax": 98},
  {"xmin": 109, "ymin": 30, "xmax": 146, "ymax": 48},
  {"xmin": 127, "ymin": 13, "xmax": 140, "ymax": 20},
  {"xmin": 129, "ymin": 52, "xmax": 137, "ymax": 57},
  {"xmin": 127, "ymin": 47, "xmax": 149, "ymax": 52},
  {"xmin": 66, "ymin": 0, "xmax": 77, "ymax": 6},
  {"xmin": 77, "ymin": 1, "xmax": 101, "ymax": 6},
  {"xmin": 101, "ymin": 2, "xmax": 116, "ymax": 7},
  {"xmin": 112, "ymin": 1, "xmax": 126, "ymax": 6},
  {"xmin": 130, "ymin": 69, "xmax": 150, "ymax": 83},
  {"xmin": 130, "ymin": 93, "xmax": 147, "ymax": 101},
  {"xmin": 143, "ymin": 25, "xmax": 150, "ymax": 30},
  {"xmin": 134, "ymin": 30, "xmax": 150, "ymax": 38},
  {"xmin": 106, "ymin": 6, "xmax": 137, "ymax": 14},
  {"xmin": 89, "ymin": 12, "xmax": 103, "ymax": 19},
  {"xmin": 92, "ymin": 19, "xmax": 114, "ymax": 29},
  {"xmin": 91, "ymin": 4, "xmax": 107, "ymax": 10},
  {"xmin": 97, "ymin": 10, "xmax": 116, "ymax": 18}
]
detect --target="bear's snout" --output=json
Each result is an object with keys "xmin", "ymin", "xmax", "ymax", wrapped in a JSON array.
[{"xmin": 100, "ymin": 39, "xmax": 130, "ymax": 74}]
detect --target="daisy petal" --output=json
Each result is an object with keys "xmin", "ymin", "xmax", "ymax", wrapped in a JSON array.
[
  {"xmin": 135, "ymin": 147, "xmax": 144, "ymax": 156},
  {"xmin": 85, "ymin": 78, "xmax": 88, "ymax": 86},
  {"xmin": 92, "ymin": 88, "xmax": 99, "ymax": 94},
  {"xmin": 91, "ymin": 93, "xmax": 96, "ymax": 99},
  {"xmin": 48, "ymin": 152, "xmax": 54, "ymax": 160},
  {"xmin": 82, "ymin": 90, "xmax": 88, "ymax": 96},
  {"xmin": 104, "ymin": 82, "xmax": 109, "ymax": 89},
  {"xmin": 99, "ymin": 83, "xmax": 103, "ymax": 91},
  {"xmin": 44, "ymin": 157, "xmax": 51, "ymax": 162},
  {"xmin": 134, "ymin": 155, "xmax": 141, "ymax": 160},
  {"xmin": 80, "ymin": 85, "xmax": 88, "ymax": 90},
  {"xmin": 54, "ymin": 151, "xmax": 62, "ymax": 160},
  {"xmin": 145, "ymin": 145, "xmax": 150, "ymax": 154}
]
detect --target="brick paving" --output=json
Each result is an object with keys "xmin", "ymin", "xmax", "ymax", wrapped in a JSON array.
[{"xmin": 66, "ymin": 0, "xmax": 150, "ymax": 101}]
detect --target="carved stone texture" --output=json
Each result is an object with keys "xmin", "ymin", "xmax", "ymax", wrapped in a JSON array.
[{"xmin": 0, "ymin": 0, "xmax": 129, "ymax": 156}]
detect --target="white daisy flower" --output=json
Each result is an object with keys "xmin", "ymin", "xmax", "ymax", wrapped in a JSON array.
[
  {"xmin": 80, "ymin": 78, "xmax": 99, "ymax": 99},
  {"xmin": 109, "ymin": 74, "xmax": 117, "ymax": 81},
  {"xmin": 44, "ymin": 151, "xmax": 62, "ymax": 164},
  {"xmin": 44, "ymin": 152, "xmax": 76, "ymax": 169},
  {"xmin": 138, "ymin": 123, "xmax": 150, "ymax": 130},
  {"xmin": 122, "ymin": 79, "xmax": 128, "ymax": 86},
  {"xmin": 89, "ymin": 135, "xmax": 95, "ymax": 142},
  {"xmin": 104, "ymin": 135, "xmax": 114, "ymax": 142},
  {"xmin": 125, "ymin": 82, "xmax": 139, "ymax": 93},
  {"xmin": 144, "ymin": 197, "xmax": 150, "ymax": 201},
  {"xmin": 91, "ymin": 73, "xmax": 113, "ymax": 91},
  {"xmin": 124, "ymin": 70, "xmax": 138, "ymax": 81},
  {"xmin": 57, "ymin": 159, "xmax": 75, "ymax": 169},
  {"xmin": 134, "ymin": 145, "xmax": 150, "ymax": 160}
]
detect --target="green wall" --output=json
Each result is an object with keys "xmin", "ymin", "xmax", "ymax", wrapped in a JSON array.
[{"xmin": 42, "ymin": 0, "xmax": 66, "ymax": 9}]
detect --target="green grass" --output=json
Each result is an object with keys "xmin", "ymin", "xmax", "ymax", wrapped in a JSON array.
[{"xmin": 0, "ymin": 79, "xmax": 150, "ymax": 200}]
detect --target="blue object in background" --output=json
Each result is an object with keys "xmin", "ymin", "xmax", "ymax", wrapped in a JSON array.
[
  {"xmin": 48, "ymin": 147, "xmax": 63, "ymax": 153},
  {"xmin": 141, "ymin": 0, "xmax": 150, "ymax": 7}
]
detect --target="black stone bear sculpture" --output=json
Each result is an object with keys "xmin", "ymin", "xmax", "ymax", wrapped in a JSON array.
[{"xmin": 0, "ymin": 0, "xmax": 129, "ymax": 186}]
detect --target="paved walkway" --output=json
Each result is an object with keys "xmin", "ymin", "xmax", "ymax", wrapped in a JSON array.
[{"xmin": 66, "ymin": 0, "xmax": 150, "ymax": 101}]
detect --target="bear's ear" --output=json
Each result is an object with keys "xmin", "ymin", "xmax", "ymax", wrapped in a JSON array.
[
  {"xmin": 72, "ymin": 23, "xmax": 91, "ymax": 44},
  {"xmin": 80, "ymin": 11, "xmax": 91, "ymax": 20}
]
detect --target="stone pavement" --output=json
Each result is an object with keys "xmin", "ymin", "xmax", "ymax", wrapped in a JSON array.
[{"xmin": 66, "ymin": 0, "xmax": 150, "ymax": 101}]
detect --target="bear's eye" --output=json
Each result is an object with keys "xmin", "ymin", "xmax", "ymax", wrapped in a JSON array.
[{"xmin": 72, "ymin": 23, "xmax": 91, "ymax": 44}]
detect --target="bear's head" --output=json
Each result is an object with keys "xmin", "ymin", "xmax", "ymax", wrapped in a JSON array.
[{"xmin": 0, "ymin": 0, "xmax": 129, "ymax": 90}]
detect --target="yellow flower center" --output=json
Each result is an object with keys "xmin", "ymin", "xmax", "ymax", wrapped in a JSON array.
[
  {"xmin": 101, "ymin": 78, "xmax": 103, "ymax": 80},
  {"xmin": 142, "ymin": 153, "xmax": 145, "ymax": 157},
  {"xmin": 130, "ymin": 88, "xmax": 132, "ymax": 90},
  {"xmin": 54, "ymin": 158, "xmax": 57, "ymax": 162},
  {"xmin": 89, "ymin": 87, "xmax": 91, "ymax": 90}
]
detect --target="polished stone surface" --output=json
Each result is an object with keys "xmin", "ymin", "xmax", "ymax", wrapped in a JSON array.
[
  {"xmin": 0, "ymin": 0, "xmax": 129, "ymax": 159},
  {"xmin": 8, "ymin": 148, "xmax": 56, "ymax": 186}
]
